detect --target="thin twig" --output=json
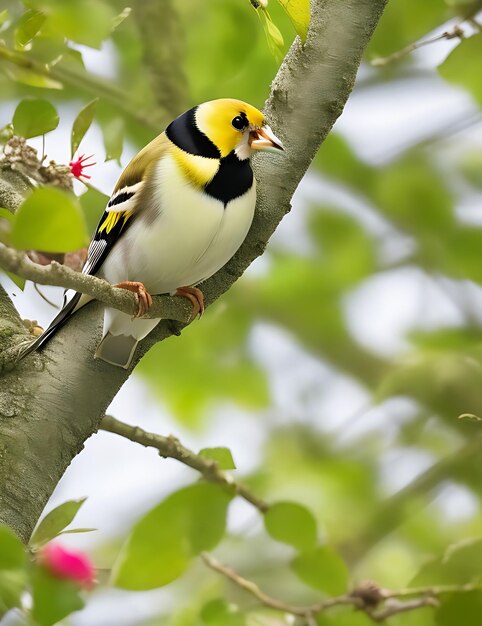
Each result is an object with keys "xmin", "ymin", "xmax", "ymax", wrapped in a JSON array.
[
  {"xmin": 371, "ymin": 25, "xmax": 465, "ymax": 67},
  {"xmin": 369, "ymin": 597, "xmax": 439, "ymax": 621},
  {"xmin": 33, "ymin": 283, "xmax": 59, "ymax": 309},
  {"xmin": 201, "ymin": 553, "xmax": 482, "ymax": 623},
  {"xmin": 385, "ymin": 582, "xmax": 482, "ymax": 599},
  {"xmin": 99, "ymin": 415, "xmax": 270, "ymax": 513},
  {"xmin": 201, "ymin": 552, "xmax": 358, "ymax": 619}
]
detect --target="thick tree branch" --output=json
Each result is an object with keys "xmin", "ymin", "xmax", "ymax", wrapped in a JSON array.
[
  {"xmin": 100, "ymin": 415, "xmax": 269, "ymax": 512},
  {"xmin": 0, "ymin": 0, "xmax": 388, "ymax": 542},
  {"xmin": 201, "ymin": 554, "xmax": 482, "ymax": 623}
]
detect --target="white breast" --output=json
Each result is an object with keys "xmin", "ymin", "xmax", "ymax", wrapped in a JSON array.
[{"xmin": 100, "ymin": 153, "xmax": 256, "ymax": 294}]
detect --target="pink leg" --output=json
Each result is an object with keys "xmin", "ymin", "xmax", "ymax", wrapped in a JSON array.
[
  {"xmin": 175, "ymin": 286, "xmax": 205, "ymax": 321},
  {"xmin": 114, "ymin": 281, "xmax": 153, "ymax": 318}
]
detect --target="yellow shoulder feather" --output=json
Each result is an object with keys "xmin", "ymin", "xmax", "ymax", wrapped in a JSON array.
[{"xmin": 113, "ymin": 132, "xmax": 170, "ymax": 192}]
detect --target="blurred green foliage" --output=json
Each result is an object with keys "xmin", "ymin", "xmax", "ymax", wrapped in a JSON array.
[
  {"xmin": 1, "ymin": 0, "xmax": 482, "ymax": 624},
  {"xmin": 113, "ymin": 482, "xmax": 233, "ymax": 590},
  {"xmin": 10, "ymin": 187, "xmax": 87, "ymax": 252}
]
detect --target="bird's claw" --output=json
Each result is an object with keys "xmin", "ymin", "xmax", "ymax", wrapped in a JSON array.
[
  {"xmin": 114, "ymin": 281, "xmax": 153, "ymax": 318},
  {"xmin": 175, "ymin": 286, "xmax": 205, "ymax": 321}
]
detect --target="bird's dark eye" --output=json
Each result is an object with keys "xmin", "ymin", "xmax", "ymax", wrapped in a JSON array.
[{"xmin": 232, "ymin": 115, "xmax": 248, "ymax": 131}]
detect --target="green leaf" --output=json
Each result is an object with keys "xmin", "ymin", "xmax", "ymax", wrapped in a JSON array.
[
  {"xmin": 11, "ymin": 187, "xmax": 87, "ymax": 253},
  {"xmin": 291, "ymin": 546, "xmax": 349, "ymax": 596},
  {"xmin": 435, "ymin": 591, "xmax": 482, "ymax": 626},
  {"xmin": 443, "ymin": 539, "xmax": 482, "ymax": 581},
  {"xmin": 4, "ymin": 65, "xmax": 63, "ymax": 89},
  {"xmin": 0, "ymin": 208, "xmax": 14, "ymax": 224},
  {"xmin": 31, "ymin": 567, "xmax": 84, "ymax": 626},
  {"xmin": 56, "ymin": 47, "xmax": 85, "ymax": 71},
  {"xmin": 0, "ymin": 570, "xmax": 27, "ymax": 614},
  {"xmin": 0, "ymin": 525, "xmax": 26, "ymax": 570},
  {"xmin": 79, "ymin": 187, "xmax": 108, "ymax": 235},
  {"xmin": 439, "ymin": 34, "xmax": 482, "ymax": 106},
  {"xmin": 57, "ymin": 527, "xmax": 97, "ymax": 536},
  {"xmin": 410, "ymin": 538, "xmax": 482, "ymax": 587},
  {"xmin": 12, "ymin": 98, "xmax": 59, "ymax": 138},
  {"xmin": 264, "ymin": 502, "xmax": 317, "ymax": 551},
  {"xmin": 28, "ymin": 35, "xmax": 68, "ymax": 64},
  {"xmin": 29, "ymin": 0, "xmax": 116, "ymax": 49},
  {"xmin": 71, "ymin": 99, "xmax": 98, "ymax": 158},
  {"xmin": 201, "ymin": 598, "xmax": 246, "ymax": 626},
  {"xmin": 199, "ymin": 447, "xmax": 236, "ymax": 470},
  {"xmin": 0, "ymin": 9, "xmax": 9, "ymax": 25},
  {"xmin": 30, "ymin": 498, "xmax": 87, "ymax": 548},
  {"xmin": 112, "ymin": 482, "xmax": 232, "ymax": 590},
  {"xmin": 259, "ymin": 10, "xmax": 284, "ymax": 61},
  {"xmin": 102, "ymin": 116, "xmax": 124, "ymax": 163},
  {"xmin": 15, "ymin": 9, "xmax": 46, "ymax": 49},
  {"xmin": 5, "ymin": 271, "xmax": 26, "ymax": 290},
  {"xmin": 112, "ymin": 6, "xmax": 131, "ymax": 30},
  {"xmin": 0, "ymin": 527, "xmax": 27, "ymax": 616},
  {"xmin": 277, "ymin": 0, "xmax": 309, "ymax": 42}
]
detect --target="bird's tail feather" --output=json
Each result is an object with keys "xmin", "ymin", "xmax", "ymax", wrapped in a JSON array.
[
  {"xmin": 94, "ymin": 332, "xmax": 138, "ymax": 369},
  {"xmin": 18, "ymin": 291, "xmax": 84, "ymax": 361}
]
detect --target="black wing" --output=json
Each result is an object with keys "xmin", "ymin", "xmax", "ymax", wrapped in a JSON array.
[{"xmin": 19, "ymin": 198, "xmax": 139, "ymax": 360}]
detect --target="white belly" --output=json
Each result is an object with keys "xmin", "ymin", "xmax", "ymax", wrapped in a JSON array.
[{"xmin": 101, "ymin": 154, "xmax": 256, "ymax": 294}]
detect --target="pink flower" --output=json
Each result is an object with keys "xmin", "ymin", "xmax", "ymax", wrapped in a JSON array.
[
  {"xmin": 39, "ymin": 543, "xmax": 95, "ymax": 589},
  {"xmin": 69, "ymin": 154, "xmax": 96, "ymax": 181}
]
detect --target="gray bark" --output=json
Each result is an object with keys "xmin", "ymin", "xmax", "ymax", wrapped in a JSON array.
[{"xmin": 0, "ymin": 0, "xmax": 388, "ymax": 542}]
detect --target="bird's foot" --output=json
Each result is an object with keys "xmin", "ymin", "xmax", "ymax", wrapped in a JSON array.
[
  {"xmin": 114, "ymin": 281, "xmax": 153, "ymax": 318},
  {"xmin": 175, "ymin": 286, "xmax": 205, "ymax": 321}
]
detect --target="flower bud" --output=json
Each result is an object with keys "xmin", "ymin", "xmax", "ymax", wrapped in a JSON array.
[{"xmin": 39, "ymin": 543, "xmax": 95, "ymax": 589}]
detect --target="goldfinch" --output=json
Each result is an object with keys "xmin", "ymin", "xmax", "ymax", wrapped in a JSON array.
[{"xmin": 22, "ymin": 99, "xmax": 283, "ymax": 368}]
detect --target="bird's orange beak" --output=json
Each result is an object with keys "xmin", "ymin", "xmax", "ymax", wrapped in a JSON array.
[{"xmin": 249, "ymin": 125, "xmax": 284, "ymax": 152}]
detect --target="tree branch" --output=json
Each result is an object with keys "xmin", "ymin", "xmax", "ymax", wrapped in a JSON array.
[
  {"xmin": 201, "ymin": 554, "xmax": 482, "ymax": 623},
  {"xmin": 0, "ymin": 245, "xmax": 194, "ymax": 324},
  {"xmin": 371, "ymin": 25, "xmax": 465, "ymax": 67},
  {"xmin": 0, "ymin": 0, "xmax": 388, "ymax": 542},
  {"xmin": 201, "ymin": 552, "xmax": 358, "ymax": 622},
  {"xmin": 340, "ymin": 435, "xmax": 482, "ymax": 563},
  {"xmin": 371, "ymin": 0, "xmax": 482, "ymax": 67},
  {"xmin": 132, "ymin": 0, "xmax": 189, "ymax": 118},
  {"xmin": 0, "ymin": 43, "xmax": 163, "ymax": 131},
  {"xmin": 99, "ymin": 415, "xmax": 269, "ymax": 513}
]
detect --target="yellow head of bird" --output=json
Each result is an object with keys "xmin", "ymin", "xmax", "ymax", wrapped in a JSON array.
[{"xmin": 195, "ymin": 98, "xmax": 284, "ymax": 159}]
